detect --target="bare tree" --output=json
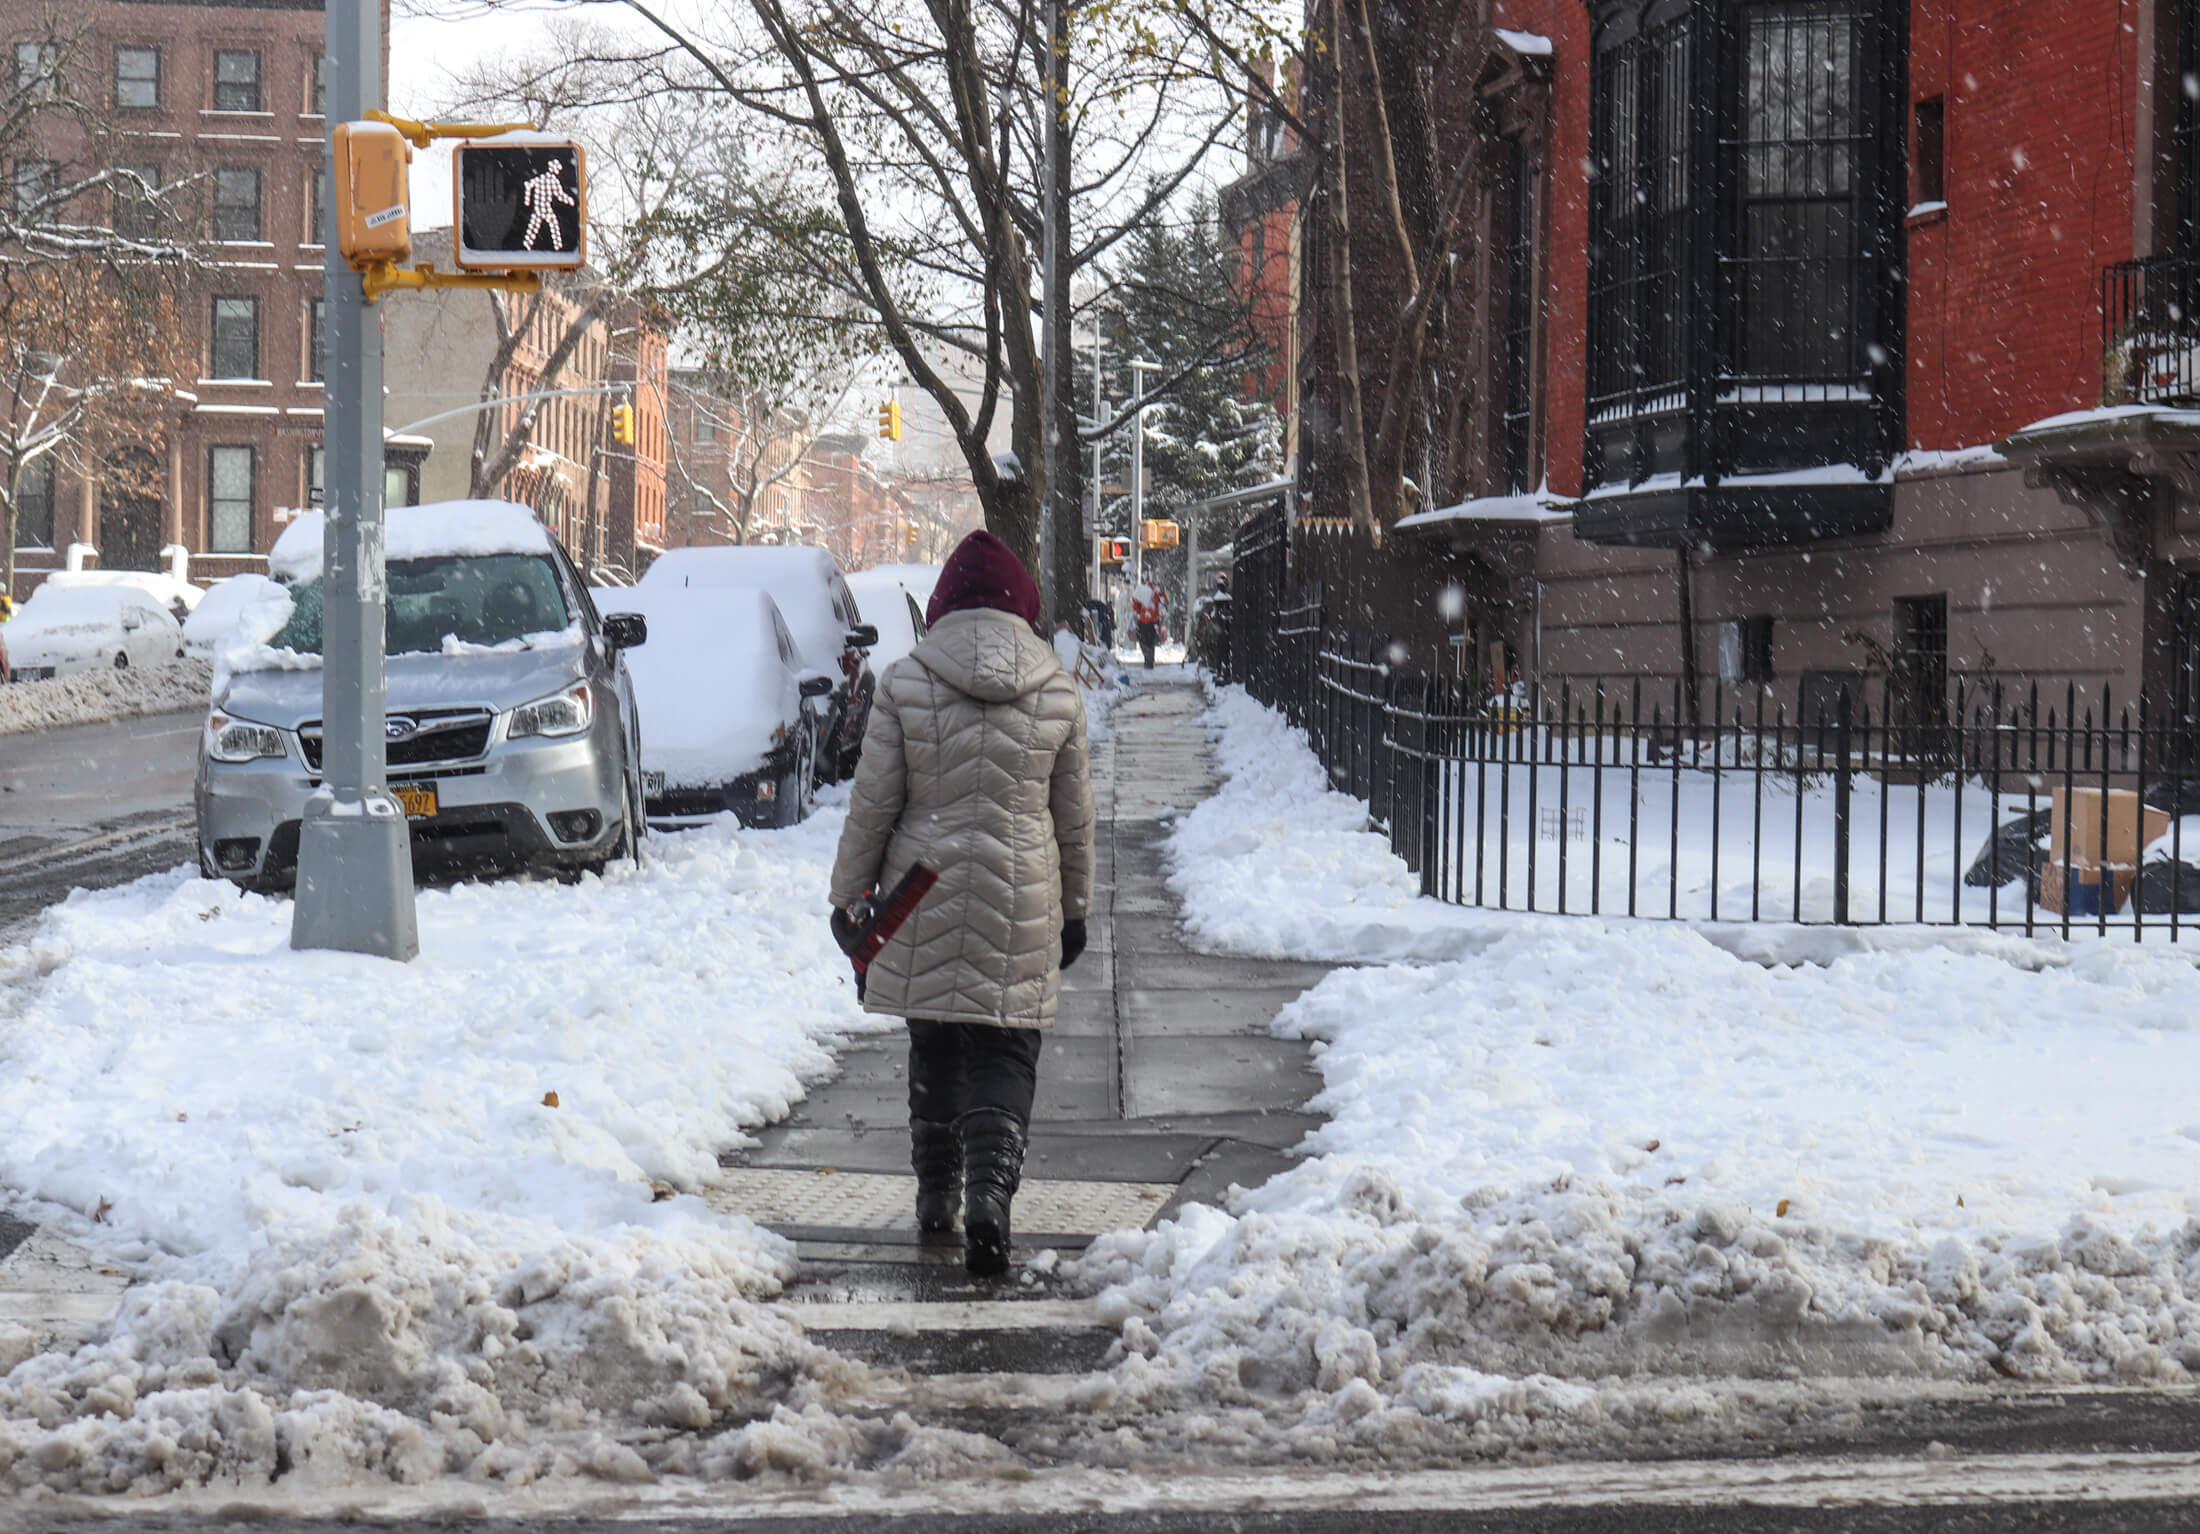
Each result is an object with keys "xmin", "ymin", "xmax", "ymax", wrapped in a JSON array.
[
  {"xmin": 0, "ymin": 7, "xmax": 201, "ymax": 594},
  {"xmin": 664, "ymin": 373, "xmax": 861, "ymax": 547},
  {"xmin": 1175, "ymin": 0, "xmax": 1494, "ymax": 539}
]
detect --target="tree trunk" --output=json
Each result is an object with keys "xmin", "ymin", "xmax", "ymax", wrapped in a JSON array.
[{"xmin": 1322, "ymin": 0, "xmax": 1382, "ymax": 540}]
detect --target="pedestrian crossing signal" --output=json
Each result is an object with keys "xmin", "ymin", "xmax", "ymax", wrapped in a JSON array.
[
  {"xmin": 1099, "ymin": 537, "xmax": 1131, "ymax": 564},
  {"xmin": 611, "ymin": 402, "xmax": 636, "ymax": 446},
  {"xmin": 877, "ymin": 399, "xmax": 903, "ymax": 441},
  {"xmin": 1139, "ymin": 519, "xmax": 1180, "ymax": 550},
  {"xmin": 453, "ymin": 141, "xmax": 587, "ymax": 271}
]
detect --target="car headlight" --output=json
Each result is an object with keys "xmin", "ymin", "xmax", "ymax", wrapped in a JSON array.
[
  {"xmin": 508, "ymin": 682, "xmax": 592, "ymax": 740},
  {"xmin": 206, "ymin": 713, "xmax": 288, "ymax": 763}
]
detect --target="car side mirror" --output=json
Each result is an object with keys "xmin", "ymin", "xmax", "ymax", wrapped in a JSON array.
[
  {"xmin": 799, "ymin": 674, "xmax": 836, "ymax": 700},
  {"xmin": 847, "ymin": 624, "xmax": 879, "ymax": 649},
  {"xmin": 602, "ymin": 612, "xmax": 647, "ymax": 649},
  {"xmin": 121, "ymin": 615, "xmax": 142, "ymax": 631}
]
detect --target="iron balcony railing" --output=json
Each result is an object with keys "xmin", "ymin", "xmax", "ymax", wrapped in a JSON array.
[{"xmin": 2103, "ymin": 254, "xmax": 2200, "ymax": 405}]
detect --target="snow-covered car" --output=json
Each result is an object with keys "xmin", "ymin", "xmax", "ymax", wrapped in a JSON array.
[
  {"xmin": 862, "ymin": 562, "xmax": 944, "ymax": 610},
  {"xmin": 2, "ymin": 583, "xmax": 185, "ymax": 681},
  {"xmin": 639, "ymin": 545, "xmax": 878, "ymax": 783},
  {"xmin": 40, "ymin": 568, "xmax": 204, "ymax": 622},
  {"xmin": 594, "ymin": 585, "xmax": 832, "ymax": 829},
  {"xmin": 195, "ymin": 500, "xmax": 649, "ymax": 892},
  {"xmin": 182, "ymin": 573, "xmax": 287, "ymax": 661},
  {"xmin": 844, "ymin": 569, "xmax": 928, "ymax": 674}
]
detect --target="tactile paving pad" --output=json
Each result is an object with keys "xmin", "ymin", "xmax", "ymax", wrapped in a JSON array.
[{"xmin": 705, "ymin": 1169, "xmax": 1173, "ymax": 1235}]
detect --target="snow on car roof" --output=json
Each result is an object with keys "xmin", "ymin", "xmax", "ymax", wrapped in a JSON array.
[
  {"xmin": 270, "ymin": 500, "xmax": 556, "ymax": 582},
  {"xmin": 16, "ymin": 582, "xmax": 169, "ymax": 626},
  {"xmin": 596, "ymin": 585, "xmax": 797, "ymax": 784},
  {"xmin": 639, "ymin": 545, "xmax": 848, "ymax": 672},
  {"xmin": 42, "ymin": 569, "xmax": 204, "ymax": 611}
]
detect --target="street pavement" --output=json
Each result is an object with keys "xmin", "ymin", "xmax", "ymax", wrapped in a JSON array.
[{"xmin": 0, "ymin": 708, "xmax": 198, "ymax": 936}]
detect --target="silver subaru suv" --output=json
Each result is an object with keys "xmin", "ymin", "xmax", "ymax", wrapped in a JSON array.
[{"xmin": 195, "ymin": 501, "xmax": 647, "ymax": 892}]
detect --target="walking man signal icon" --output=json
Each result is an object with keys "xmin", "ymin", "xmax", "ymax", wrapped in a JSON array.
[
  {"xmin": 521, "ymin": 161, "xmax": 574, "ymax": 251},
  {"xmin": 452, "ymin": 141, "xmax": 588, "ymax": 272}
]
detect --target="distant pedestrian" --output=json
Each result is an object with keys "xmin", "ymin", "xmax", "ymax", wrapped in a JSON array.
[
  {"xmin": 1082, "ymin": 596, "xmax": 1114, "ymax": 650},
  {"xmin": 831, "ymin": 530, "xmax": 1095, "ymax": 1277},
  {"xmin": 1129, "ymin": 578, "xmax": 1168, "ymax": 669}
]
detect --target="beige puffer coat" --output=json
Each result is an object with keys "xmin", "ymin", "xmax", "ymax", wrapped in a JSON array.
[{"xmin": 829, "ymin": 607, "xmax": 1095, "ymax": 1029}]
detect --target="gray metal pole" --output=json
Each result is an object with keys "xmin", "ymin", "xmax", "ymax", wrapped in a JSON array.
[
  {"xmin": 1128, "ymin": 359, "xmax": 1154, "ymax": 590},
  {"xmin": 291, "ymin": 0, "xmax": 418, "ymax": 959}
]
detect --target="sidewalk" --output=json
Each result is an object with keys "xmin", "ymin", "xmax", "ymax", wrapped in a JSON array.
[{"xmin": 713, "ymin": 675, "xmax": 1336, "ymax": 1365}]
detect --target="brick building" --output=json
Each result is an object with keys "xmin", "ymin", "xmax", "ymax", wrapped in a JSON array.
[
  {"xmin": 1254, "ymin": 0, "xmax": 2200, "ymax": 722},
  {"xmin": 2, "ymin": 0, "xmax": 431, "ymax": 603}
]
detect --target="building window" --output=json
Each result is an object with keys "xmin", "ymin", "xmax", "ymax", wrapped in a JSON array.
[
  {"xmin": 211, "ymin": 295, "xmax": 259, "ymax": 379},
  {"xmin": 13, "ymin": 159, "xmax": 55, "ymax": 215},
  {"xmin": 1718, "ymin": 615, "xmax": 1776, "ymax": 683},
  {"xmin": 1891, "ymin": 593, "xmax": 1948, "ymax": 715},
  {"xmin": 15, "ymin": 460, "xmax": 54, "ymax": 549},
  {"xmin": 307, "ymin": 162, "xmax": 326, "ymax": 244},
  {"xmin": 306, "ymin": 444, "xmax": 324, "ymax": 508},
  {"xmin": 114, "ymin": 163, "xmax": 161, "ymax": 238},
  {"xmin": 309, "ymin": 50, "xmax": 326, "ymax": 116},
  {"xmin": 306, "ymin": 297, "xmax": 325, "ymax": 381},
  {"xmin": 1498, "ymin": 137, "xmax": 1539, "ymax": 495},
  {"xmin": 385, "ymin": 463, "xmax": 417, "ymax": 508},
  {"xmin": 1585, "ymin": 0, "xmax": 1904, "ymax": 491},
  {"xmin": 212, "ymin": 49, "xmax": 260, "ymax": 111},
  {"xmin": 208, "ymin": 446, "xmax": 255, "ymax": 551},
  {"xmin": 15, "ymin": 42, "xmax": 59, "ymax": 100},
  {"xmin": 1913, "ymin": 95, "xmax": 1944, "ymax": 206},
  {"xmin": 114, "ymin": 45, "xmax": 158, "ymax": 109},
  {"xmin": 212, "ymin": 166, "xmax": 260, "ymax": 241}
]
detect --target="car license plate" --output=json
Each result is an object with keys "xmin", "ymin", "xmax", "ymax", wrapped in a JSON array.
[{"xmin": 394, "ymin": 783, "xmax": 438, "ymax": 819}]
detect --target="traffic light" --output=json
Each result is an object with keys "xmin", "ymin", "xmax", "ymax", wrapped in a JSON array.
[
  {"xmin": 1099, "ymin": 536, "xmax": 1131, "ymax": 564},
  {"xmin": 333, "ymin": 120, "xmax": 413, "ymax": 271},
  {"xmin": 453, "ymin": 141, "xmax": 587, "ymax": 270},
  {"xmin": 877, "ymin": 399, "xmax": 902, "ymax": 441},
  {"xmin": 906, "ymin": 523, "xmax": 919, "ymax": 547},
  {"xmin": 1139, "ymin": 519, "xmax": 1180, "ymax": 550},
  {"xmin": 611, "ymin": 402, "xmax": 636, "ymax": 446}
]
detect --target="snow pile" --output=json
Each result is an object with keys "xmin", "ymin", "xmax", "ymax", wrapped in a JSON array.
[
  {"xmin": 1077, "ymin": 685, "xmax": 2200, "ymax": 1444},
  {"xmin": 1054, "ymin": 629, "xmax": 1127, "ymax": 744},
  {"xmin": 270, "ymin": 501, "xmax": 554, "ymax": 582},
  {"xmin": 0, "ymin": 810, "xmax": 894, "ymax": 1493},
  {"xmin": 0, "ymin": 657, "xmax": 210, "ymax": 735}
]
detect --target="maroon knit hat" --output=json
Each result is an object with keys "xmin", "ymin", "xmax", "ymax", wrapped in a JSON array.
[{"xmin": 925, "ymin": 530, "xmax": 1042, "ymax": 626}]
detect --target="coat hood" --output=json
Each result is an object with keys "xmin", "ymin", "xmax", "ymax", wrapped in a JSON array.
[{"xmin": 911, "ymin": 607, "xmax": 1061, "ymax": 704}]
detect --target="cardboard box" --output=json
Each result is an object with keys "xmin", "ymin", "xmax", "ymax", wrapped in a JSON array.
[{"xmin": 2040, "ymin": 787, "xmax": 2171, "ymax": 914}]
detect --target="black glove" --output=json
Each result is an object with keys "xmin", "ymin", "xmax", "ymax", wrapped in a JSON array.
[
  {"xmin": 830, "ymin": 907, "xmax": 863, "ymax": 956},
  {"xmin": 1059, "ymin": 918, "xmax": 1088, "ymax": 971}
]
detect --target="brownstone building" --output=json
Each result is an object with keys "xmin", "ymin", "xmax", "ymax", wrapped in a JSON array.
[{"xmin": 3, "ymin": 0, "xmax": 427, "ymax": 602}]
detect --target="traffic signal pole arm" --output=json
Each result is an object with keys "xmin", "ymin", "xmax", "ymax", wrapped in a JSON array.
[
  {"xmin": 364, "ymin": 108, "xmax": 537, "ymax": 147},
  {"xmin": 361, "ymin": 263, "xmax": 541, "ymax": 302}
]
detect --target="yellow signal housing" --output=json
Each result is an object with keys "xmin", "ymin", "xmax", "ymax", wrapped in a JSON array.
[
  {"xmin": 905, "ymin": 522, "xmax": 919, "ymax": 546},
  {"xmin": 877, "ymin": 399, "xmax": 903, "ymax": 441},
  {"xmin": 332, "ymin": 120, "xmax": 413, "ymax": 271},
  {"xmin": 1139, "ymin": 519, "xmax": 1180, "ymax": 550},
  {"xmin": 611, "ymin": 402, "xmax": 636, "ymax": 446}
]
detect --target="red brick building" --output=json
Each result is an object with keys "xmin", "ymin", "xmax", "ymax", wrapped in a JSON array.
[
  {"xmin": 1256, "ymin": 0, "xmax": 2200, "ymax": 719},
  {"xmin": 4, "ymin": 0, "xmax": 426, "ymax": 603}
]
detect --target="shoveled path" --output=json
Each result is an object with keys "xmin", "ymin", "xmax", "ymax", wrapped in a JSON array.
[{"xmin": 711, "ymin": 674, "xmax": 1334, "ymax": 1371}]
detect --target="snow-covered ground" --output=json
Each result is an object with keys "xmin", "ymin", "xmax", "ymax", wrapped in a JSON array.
[
  {"xmin": 1079, "ymin": 683, "xmax": 2200, "ymax": 1450},
  {"xmin": 0, "ymin": 659, "xmax": 210, "ymax": 736},
  {"xmin": 0, "ymin": 809, "xmax": 898, "ymax": 1494}
]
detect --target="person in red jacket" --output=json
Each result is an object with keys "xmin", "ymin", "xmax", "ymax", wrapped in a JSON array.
[{"xmin": 1129, "ymin": 579, "xmax": 1168, "ymax": 669}]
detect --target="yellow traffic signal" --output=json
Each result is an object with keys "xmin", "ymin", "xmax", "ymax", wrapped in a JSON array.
[
  {"xmin": 333, "ymin": 120, "xmax": 413, "ymax": 271},
  {"xmin": 1099, "ymin": 537, "xmax": 1130, "ymax": 564},
  {"xmin": 905, "ymin": 523, "xmax": 919, "ymax": 546},
  {"xmin": 611, "ymin": 402, "xmax": 636, "ymax": 446},
  {"xmin": 1139, "ymin": 519, "xmax": 1180, "ymax": 550},
  {"xmin": 877, "ymin": 399, "xmax": 903, "ymax": 441}
]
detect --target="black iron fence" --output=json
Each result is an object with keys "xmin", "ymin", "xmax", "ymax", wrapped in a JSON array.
[{"xmin": 1226, "ymin": 576, "xmax": 2200, "ymax": 940}]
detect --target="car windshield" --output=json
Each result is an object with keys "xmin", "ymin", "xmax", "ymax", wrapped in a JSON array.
[{"xmin": 274, "ymin": 554, "xmax": 572, "ymax": 657}]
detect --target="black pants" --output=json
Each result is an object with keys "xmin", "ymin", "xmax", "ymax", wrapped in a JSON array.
[
  {"xmin": 907, "ymin": 1019, "xmax": 1044, "ymax": 1126},
  {"xmin": 1137, "ymin": 621, "xmax": 1159, "ymax": 668}
]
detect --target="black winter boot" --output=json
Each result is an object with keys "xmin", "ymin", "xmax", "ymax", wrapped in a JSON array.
[
  {"xmin": 910, "ymin": 1117, "xmax": 961, "ymax": 1234},
  {"xmin": 956, "ymin": 1107, "xmax": 1027, "ymax": 1277}
]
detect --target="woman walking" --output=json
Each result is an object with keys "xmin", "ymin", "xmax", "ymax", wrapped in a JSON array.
[{"xmin": 830, "ymin": 531, "xmax": 1094, "ymax": 1276}]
